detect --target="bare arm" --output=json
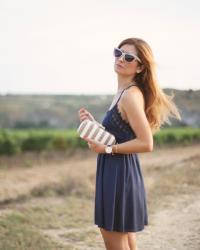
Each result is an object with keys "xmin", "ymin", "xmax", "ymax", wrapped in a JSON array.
[
  {"xmin": 113, "ymin": 87, "xmax": 153, "ymax": 154},
  {"xmin": 78, "ymin": 108, "xmax": 95, "ymax": 122}
]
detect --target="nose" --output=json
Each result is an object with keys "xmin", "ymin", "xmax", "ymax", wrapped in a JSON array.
[{"xmin": 118, "ymin": 54, "xmax": 125, "ymax": 62}]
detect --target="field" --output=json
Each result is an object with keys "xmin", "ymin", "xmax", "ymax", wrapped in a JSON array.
[
  {"xmin": 0, "ymin": 142, "xmax": 199, "ymax": 250},
  {"xmin": 0, "ymin": 127, "xmax": 200, "ymax": 155}
]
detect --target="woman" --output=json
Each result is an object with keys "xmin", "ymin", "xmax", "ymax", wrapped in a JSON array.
[{"xmin": 78, "ymin": 37, "xmax": 181, "ymax": 250}]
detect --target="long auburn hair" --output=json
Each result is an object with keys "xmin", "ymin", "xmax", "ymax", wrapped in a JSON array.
[{"xmin": 117, "ymin": 37, "xmax": 181, "ymax": 134}]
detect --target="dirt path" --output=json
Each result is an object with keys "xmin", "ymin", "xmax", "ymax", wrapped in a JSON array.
[
  {"xmin": 138, "ymin": 143, "xmax": 200, "ymax": 168},
  {"xmin": 137, "ymin": 191, "xmax": 200, "ymax": 250},
  {"xmin": 0, "ymin": 144, "xmax": 199, "ymax": 249},
  {"xmin": 38, "ymin": 189, "xmax": 200, "ymax": 250},
  {"xmin": 0, "ymin": 144, "xmax": 199, "ymax": 203}
]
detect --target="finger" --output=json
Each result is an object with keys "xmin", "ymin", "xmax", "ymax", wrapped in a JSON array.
[
  {"xmin": 80, "ymin": 116, "xmax": 86, "ymax": 121},
  {"xmin": 78, "ymin": 109, "xmax": 84, "ymax": 114},
  {"xmin": 88, "ymin": 138, "xmax": 96, "ymax": 145},
  {"xmin": 80, "ymin": 115, "xmax": 90, "ymax": 121},
  {"xmin": 83, "ymin": 137, "xmax": 93, "ymax": 143},
  {"xmin": 79, "ymin": 108, "xmax": 87, "ymax": 114},
  {"xmin": 83, "ymin": 136, "xmax": 89, "ymax": 142}
]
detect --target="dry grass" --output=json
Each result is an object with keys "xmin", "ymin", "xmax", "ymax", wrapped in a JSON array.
[{"xmin": 0, "ymin": 144, "xmax": 199, "ymax": 249}]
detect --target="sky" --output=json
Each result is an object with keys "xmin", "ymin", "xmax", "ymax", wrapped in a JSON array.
[{"xmin": 0, "ymin": 0, "xmax": 199, "ymax": 95}]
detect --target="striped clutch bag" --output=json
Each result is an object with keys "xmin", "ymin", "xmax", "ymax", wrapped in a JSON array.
[{"xmin": 77, "ymin": 119, "xmax": 116, "ymax": 146}]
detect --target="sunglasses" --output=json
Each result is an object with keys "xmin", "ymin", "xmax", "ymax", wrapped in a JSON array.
[{"xmin": 113, "ymin": 47, "xmax": 142, "ymax": 63}]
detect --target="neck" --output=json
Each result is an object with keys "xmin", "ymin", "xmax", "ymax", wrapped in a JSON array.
[{"xmin": 117, "ymin": 75, "xmax": 136, "ymax": 92}]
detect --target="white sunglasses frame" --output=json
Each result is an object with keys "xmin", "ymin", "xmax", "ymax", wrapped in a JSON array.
[{"xmin": 114, "ymin": 47, "xmax": 142, "ymax": 64}]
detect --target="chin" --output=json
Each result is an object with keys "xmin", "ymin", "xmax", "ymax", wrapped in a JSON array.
[{"xmin": 114, "ymin": 67, "xmax": 123, "ymax": 74}]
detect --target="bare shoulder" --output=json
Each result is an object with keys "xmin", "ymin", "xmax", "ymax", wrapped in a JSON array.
[{"xmin": 121, "ymin": 85, "xmax": 145, "ymax": 111}]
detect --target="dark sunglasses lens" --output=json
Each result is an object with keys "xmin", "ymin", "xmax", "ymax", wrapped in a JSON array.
[
  {"xmin": 114, "ymin": 48, "xmax": 122, "ymax": 57},
  {"xmin": 125, "ymin": 54, "xmax": 135, "ymax": 62}
]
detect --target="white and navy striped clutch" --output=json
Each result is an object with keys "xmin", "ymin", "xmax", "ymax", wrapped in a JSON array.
[{"xmin": 77, "ymin": 119, "xmax": 116, "ymax": 146}]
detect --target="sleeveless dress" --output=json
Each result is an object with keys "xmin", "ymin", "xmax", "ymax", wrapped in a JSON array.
[{"xmin": 94, "ymin": 83, "xmax": 148, "ymax": 232}]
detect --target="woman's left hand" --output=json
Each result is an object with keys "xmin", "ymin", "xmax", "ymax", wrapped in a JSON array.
[{"xmin": 83, "ymin": 137, "xmax": 106, "ymax": 154}]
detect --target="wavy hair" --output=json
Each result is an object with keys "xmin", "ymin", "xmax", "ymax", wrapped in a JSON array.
[{"xmin": 117, "ymin": 37, "xmax": 181, "ymax": 134}]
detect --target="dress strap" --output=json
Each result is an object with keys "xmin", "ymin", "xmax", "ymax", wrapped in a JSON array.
[{"xmin": 115, "ymin": 83, "xmax": 137, "ymax": 105}]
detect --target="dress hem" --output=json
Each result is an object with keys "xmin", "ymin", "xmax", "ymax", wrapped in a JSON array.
[{"xmin": 94, "ymin": 222, "xmax": 148, "ymax": 233}]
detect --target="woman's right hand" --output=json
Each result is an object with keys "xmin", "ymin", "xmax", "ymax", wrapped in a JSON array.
[{"xmin": 78, "ymin": 108, "xmax": 95, "ymax": 122}]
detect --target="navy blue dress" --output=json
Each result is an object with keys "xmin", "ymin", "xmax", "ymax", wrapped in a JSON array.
[{"xmin": 94, "ymin": 83, "xmax": 148, "ymax": 232}]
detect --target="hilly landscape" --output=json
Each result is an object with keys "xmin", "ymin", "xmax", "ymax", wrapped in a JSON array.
[{"xmin": 0, "ymin": 88, "xmax": 199, "ymax": 129}]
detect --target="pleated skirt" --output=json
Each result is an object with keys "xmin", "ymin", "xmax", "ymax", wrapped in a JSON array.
[{"xmin": 94, "ymin": 152, "xmax": 148, "ymax": 232}]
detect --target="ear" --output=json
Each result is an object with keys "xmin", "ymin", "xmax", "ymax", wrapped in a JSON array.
[{"xmin": 136, "ymin": 64, "xmax": 144, "ymax": 74}]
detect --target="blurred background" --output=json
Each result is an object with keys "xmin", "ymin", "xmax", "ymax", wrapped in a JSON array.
[{"xmin": 0, "ymin": 1, "xmax": 199, "ymax": 249}]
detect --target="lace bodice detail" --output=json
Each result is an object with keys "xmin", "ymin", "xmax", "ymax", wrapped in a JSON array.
[
  {"xmin": 108, "ymin": 105, "xmax": 132, "ymax": 133},
  {"xmin": 101, "ymin": 83, "xmax": 137, "ymax": 143}
]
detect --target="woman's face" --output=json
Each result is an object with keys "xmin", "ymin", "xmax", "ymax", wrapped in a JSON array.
[{"xmin": 114, "ymin": 44, "xmax": 142, "ymax": 78}]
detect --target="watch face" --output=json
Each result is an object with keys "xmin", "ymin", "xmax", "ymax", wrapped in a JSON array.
[{"xmin": 106, "ymin": 146, "xmax": 112, "ymax": 153}]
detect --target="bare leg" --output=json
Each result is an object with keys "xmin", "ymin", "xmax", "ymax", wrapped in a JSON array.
[
  {"xmin": 99, "ymin": 227, "xmax": 130, "ymax": 250},
  {"xmin": 128, "ymin": 232, "xmax": 137, "ymax": 250}
]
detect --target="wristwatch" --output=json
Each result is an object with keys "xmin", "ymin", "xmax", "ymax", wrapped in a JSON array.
[{"xmin": 105, "ymin": 145, "xmax": 113, "ymax": 154}]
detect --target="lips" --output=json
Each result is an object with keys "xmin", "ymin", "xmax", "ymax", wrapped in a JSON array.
[{"xmin": 116, "ymin": 64, "xmax": 124, "ymax": 68}]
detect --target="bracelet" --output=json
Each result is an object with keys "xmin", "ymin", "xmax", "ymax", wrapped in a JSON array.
[{"xmin": 112, "ymin": 143, "xmax": 118, "ymax": 155}]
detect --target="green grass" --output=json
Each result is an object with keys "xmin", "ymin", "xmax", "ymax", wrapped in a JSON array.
[
  {"xmin": 0, "ymin": 127, "xmax": 199, "ymax": 155},
  {"xmin": 154, "ymin": 127, "xmax": 200, "ymax": 146}
]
